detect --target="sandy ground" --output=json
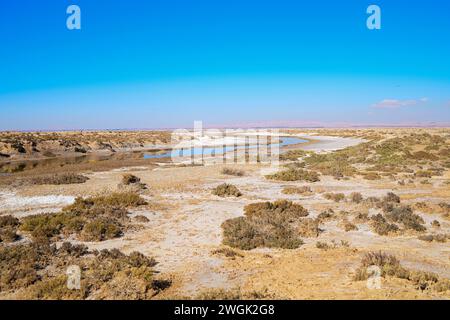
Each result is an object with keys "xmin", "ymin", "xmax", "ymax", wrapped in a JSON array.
[{"xmin": 1, "ymin": 134, "xmax": 449, "ymax": 299}]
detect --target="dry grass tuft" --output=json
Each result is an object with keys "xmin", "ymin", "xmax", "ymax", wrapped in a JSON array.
[{"xmin": 212, "ymin": 183, "xmax": 242, "ymax": 197}]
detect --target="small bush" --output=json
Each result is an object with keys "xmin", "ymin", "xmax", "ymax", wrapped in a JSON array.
[
  {"xmin": 385, "ymin": 206, "xmax": 426, "ymax": 232},
  {"xmin": 122, "ymin": 174, "xmax": 141, "ymax": 185},
  {"xmin": 383, "ymin": 192, "xmax": 401, "ymax": 204},
  {"xmin": 316, "ymin": 241, "xmax": 331, "ymax": 250},
  {"xmin": 323, "ymin": 193, "xmax": 345, "ymax": 202},
  {"xmin": 30, "ymin": 173, "xmax": 89, "ymax": 185},
  {"xmin": 65, "ymin": 192, "xmax": 147, "ymax": 210},
  {"xmin": 134, "ymin": 215, "xmax": 150, "ymax": 223},
  {"xmin": 370, "ymin": 214, "xmax": 399, "ymax": 235},
  {"xmin": 282, "ymin": 186, "xmax": 312, "ymax": 195},
  {"xmin": 212, "ymin": 183, "xmax": 242, "ymax": 197},
  {"xmin": 244, "ymin": 200, "xmax": 309, "ymax": 221},
  {"xmin": 221, "ymin": 200, "xmax": 308, "ymax": 250},
  {"xmin": 80, "ymin": 218, "xmax": 122, "ymax": 241},
  {"xmin": 221, "ymin": 167, "xmax": 245, "ymax": 176},
  {"xmin": 354, "ymin": 251, "xmax": 408, "ymax": 281},
  {"xmin": 340, "ymin": 219, "xmax": 358, "ymax": 232},
  {"xmin": 280, "ymin": 149, "xmax": 306, "ymax": 161},
  {"xmin": 266, "ymin": 168, "xmax": 320, "ymax": 182},
  {"xmin": 350, "ymin": 192, "xmax": 363, "ymax": 204},
  {"xmin": 317, "ymin": 209, "xmax": 334, "ymax": 221},
  {"xmin": 297, "ymin": 218, "xmax": 320, "ymax": 237}
]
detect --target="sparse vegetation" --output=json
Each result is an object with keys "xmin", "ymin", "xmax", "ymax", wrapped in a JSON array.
[
  {"xmin": 20, "ymin": 192, "xmax": 146, "ymax": 242},
  {"xmin": 350, "ymin": 192, "xmax": 363, "ymax": 204},
  {"xmin": 29, "ymin": 173, "xmax": 89, "ymax": 185},
  {"xmin": 221, "ymin": 200, "xmax": 308, "ymax": 250},
  {"xmin": 212, "ymin": 183, "xmax": 242, "ymax": 197},
  {"xmin": 0, "ymin": 215, "xmax": 20, "ymax": 243},
  {"xmin": 221, "ymin": 167, "xmax": 245, "ymax": 176},
  {"xmin": 323, "ymin": 192, "xmax": 345, "ymax": 202},
  {"xmin": 266, "ymin": 168, "xmax": 320, "ymax": 182},
  {"xmin": 282, "ymin": 186, "xmax": 312, "ymax": 195},
  {"xmin": 0, "ymin": 241, "xmax": 169, "ymax": 299},
  {"xmin": 353, "ymin": 251, "xmax": 450, "ymax": 292}
]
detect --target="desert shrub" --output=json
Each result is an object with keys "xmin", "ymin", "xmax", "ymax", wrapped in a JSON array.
[
  {"xmin": 221, "ymin": 217, "xmax": 303, "ymax": 250},
  {"xmin": 211, "ymin": 247, "xmax": 243, "ymax": 259},
  {"xmin": 370, "ymin": 214, "xmax": 399, "ymax": 235},
  {"xmin": 21, "ymin": 193, "xmax": 143, "ymax": 242},
  {"xmin": 317, "ymin": 209, "xmax": 334, "ymax": 221},
  {"xmin": 222, "ymin": 200, "xmax": 308, "ymax": 250},
  {"xmin": 282, "ymin": 186, "xmax": 312, "ymax": 195},
  {"xmin": 0, "ymin": 215, "xmax": 20, "ymax": 242},
  {"xmin": 212, "ymin": 183, "xmax": 242, "ymax": 197},
  {"xmin": 383, "ymin": 192, "xmax": 401, "ymax": 204},
  {"xmin": 30, "ymin": 173, "xmax": 89, "ymax": 185},
  {"xmin": 121, "ymin": 174, "xmax": 141, "ymax": 185},
  {"xmin": 340, "ymin": 219, "xmax": 358, "ymax": 232},
  {"xmin": 323, "ymin": 192, "xmax": 345, "ymax": 202},
  {"xmin": 354, "ymin": 251, "xmax": 409, "ymax": 281},
  {"xmin": 244, "ymin": 200, "xmax": 308, "ymax": 221},
  {"xmin": 316, "ymin": 241, "xmax": 331, "ymax": 250},
  {"xmin": 65, "ymin": 192, "xmax": 147, "ymax": 211},
  {"xmin": 119, "ymin": 174, "xmax": 147, "ymax": 191},
  {"xmin": 283, "ymin": 162, "xmax": 306, "ymax": 170},
  {"xmin": 297, "ymin": 218, "xmax": 320, "ymax": 237},
  {"xmin": 80, "ymin": 218, "xmax": 122, "ymax": 241},
  {"xmin": 221, "ymin": 167, "xmax": 244, "ymax": 176},
  {"xmin": 350, "ymin": 192, "xmax": 363, "ymax": 204},
  {"xmin": 411, "ymin": 151, "xmax": 438, "ymax": 161},
  {"xmin": 266, "ymin": 168, "xmax": 320, "ymax": 182},
  {"xmin": 384, "ymin": 206, "xmax": 426, "ymax": 232},
  {"xmin": 353, "ymin": 212, "xmax": 369, "ymax": 223},
  {"xmin": 280, "ymin": 149, "xmax": 307, "ymax": 161},
  {"xmin": 0, "ymin": 241, "xmax": 167, "ymax": 299},
  {"xmin": 134, "ymin": 215, "xmax": 150, "ymax": 223}
]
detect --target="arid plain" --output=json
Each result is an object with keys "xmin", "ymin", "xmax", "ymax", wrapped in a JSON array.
[{"xmin": 0, "ymin": 128, "xmax": 449, "ymax": 299}]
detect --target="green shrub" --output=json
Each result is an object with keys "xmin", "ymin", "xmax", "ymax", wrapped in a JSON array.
[
  {"xmin": 266, "ymin": 168, "xmax": 320, "ymax": 182},
  {"xmin": 279, "ymin": 150, "xmax": 307, "ymax": 161},
  {"xmin": 212, "ymin": 183, "xmax": 242, "ymax": 197},
  {"xmin": 80, "ymin": 218, "xmax": 122, "ymax": 241}
]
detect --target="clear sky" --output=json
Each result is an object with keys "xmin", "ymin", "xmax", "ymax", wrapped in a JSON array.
[{"xmin": 1, "ymin": 0, "xmax": 449, "ymax": 130}]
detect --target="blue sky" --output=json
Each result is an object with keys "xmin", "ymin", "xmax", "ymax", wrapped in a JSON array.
[{"xmin": 0, "ymin": 0, "xmax": 449, "ymax": 130}]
